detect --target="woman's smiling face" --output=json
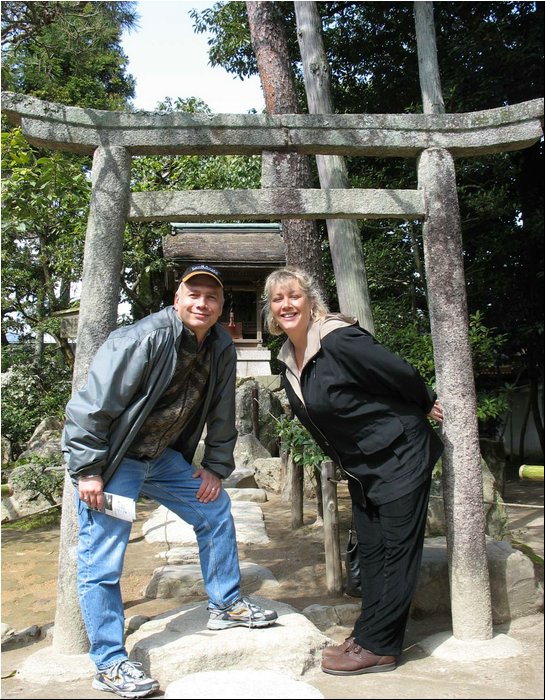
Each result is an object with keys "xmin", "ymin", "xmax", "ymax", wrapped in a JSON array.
[{"xmin": 269, "ymin": 281, "xmax": 312, "ymax": 337}]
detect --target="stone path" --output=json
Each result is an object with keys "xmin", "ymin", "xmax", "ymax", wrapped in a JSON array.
[{"xmin": 1, "ymin": 477, "xmax": 543, "ymax": 699}]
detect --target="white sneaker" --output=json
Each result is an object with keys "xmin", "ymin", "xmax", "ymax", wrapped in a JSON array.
[
  {"xmin": 207, "ymin": 596, "xmax": 278, "ymax": 630},
  {"xmin": 92, "ymin": 660, "xmax": 159, "ymax": 698}
]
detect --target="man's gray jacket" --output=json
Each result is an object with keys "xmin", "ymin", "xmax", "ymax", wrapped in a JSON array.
[{"xmin": 62, "ymin": 306, "xmax": 238, "ymax": 487}]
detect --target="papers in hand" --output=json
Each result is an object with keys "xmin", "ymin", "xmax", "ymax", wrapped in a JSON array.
[{"xmin": 92, "ymin": 492, "xmax": 136, "ymax": 521}]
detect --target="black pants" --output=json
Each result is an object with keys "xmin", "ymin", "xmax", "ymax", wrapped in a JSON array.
[{"xmin": 351, "ymin": 477, "xmax": 432, "ymax": 657}]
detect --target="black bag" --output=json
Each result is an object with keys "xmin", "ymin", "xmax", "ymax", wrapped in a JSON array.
[{"xmin": 344, "ymin": 521, "xmax": 362, "ymax": 597}]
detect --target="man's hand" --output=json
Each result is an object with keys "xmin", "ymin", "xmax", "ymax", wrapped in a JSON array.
[
  {"xmin": 192, "ymin": 468, "xmax": 222, "ymax": 503},
  {"xmin": 78, "ymin": 475, "xmax": 105, "ymax": 511}
]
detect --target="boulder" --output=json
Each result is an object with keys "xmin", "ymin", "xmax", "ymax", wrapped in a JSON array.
[
  {"xmin": 17, "ymin": 417, "xmax": 63, "ymax": 461},
  {"xmin": 235, "ymin": 379, "xmax": 284, "ymax": 456},
  {"xmin": 412, "ymin": 536, "xmax": 543, "ymax": 623},
  {"xmin": 253, "ymin": 457, "xmax": 283, "ymax": 494},
  {"xmin": 426, "ymin": 457, "xmax": 509, "ymax": 539},
  {"xmin": 126, "ymin": 597, "xmax": 332, "ymax": 688}
]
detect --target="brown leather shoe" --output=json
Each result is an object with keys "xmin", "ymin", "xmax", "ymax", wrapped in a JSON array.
[
  {"xmin": 322, "ymin": 636, "xmax": 356, "ymax": 661},
  {"xmin": 321, "ymin": 642, "xmax": 397, "ymax": 675}
]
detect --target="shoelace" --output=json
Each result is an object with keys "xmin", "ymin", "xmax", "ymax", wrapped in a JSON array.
[
  {"xmin": 345, "ymin": 640, "xmax": 363, "ymax": 655},
  {"xmin": 210, "ymin": 597, "xmax": 266, "ymax": 629},
  {"xmin": 238, "ymin": 597, "xmax": 257, "ymax": 629},
  {"xmin": 109, "ymin": 660, "xmax": 145, "ymax": 679}
]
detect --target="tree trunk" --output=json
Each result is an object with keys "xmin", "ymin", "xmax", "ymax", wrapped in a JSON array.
[
  {"xmin": 294, "ymin": 1, "xmax": 374, "ymax": 333},
  {"xmin": 414, "ymin": 2, "xmax": 445, "ymax": 115},
  {"xmin": 53, "ymin": 145, "xmax": 132, "ymax": 654},
  {"xmin": 246, "ymin": 1, "xmax": 325, "ymax": 294},
  {"xmin": 415, "ymin": 1, "xmax": 493, "ymax": 640},
  {"xmin": 33, "ymin": 284, "xmax": 45, "ymax": 364}
]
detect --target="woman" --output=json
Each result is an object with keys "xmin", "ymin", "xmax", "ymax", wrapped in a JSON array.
[{"xmin": 263, "ymin": 267, "xmax": 443, "ymax": 676}]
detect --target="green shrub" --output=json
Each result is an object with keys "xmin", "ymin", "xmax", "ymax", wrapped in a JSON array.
[
  {"xmin": 1, "ymin": 344, "xmax": 72, "ymax": 457},
  {"xmin": 11, "ymin": 455, "xmax": 64, "ymax": 506},
  {"xmin": 273, "ymin": 415, "xmax": 326, "ymax": 471}
]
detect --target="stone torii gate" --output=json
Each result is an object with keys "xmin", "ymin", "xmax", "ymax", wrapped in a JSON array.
[{"xmin": 2, "ymin": 91, "xmax": 543, "ymax": 655}]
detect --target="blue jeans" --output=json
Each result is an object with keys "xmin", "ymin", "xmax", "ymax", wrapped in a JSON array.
[{"xmin": 76, "ymin": 448, "xmax": 241, "ymax": 669}]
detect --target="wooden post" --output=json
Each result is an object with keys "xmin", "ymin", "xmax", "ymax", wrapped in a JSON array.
[
  {"xmin": 321, "ymin": 459, "xmax": 342, "ymax": 595},
  {"xmin": 251, "ymin": 384, "xmax": 260, "ymax": 439},
  {"xmin": 280, "ymin": 446, "xmax": 288, "ymax": 499},
  {"xmin": 289, "ymin": 453, "xmax": 304, "ymax": 529}
]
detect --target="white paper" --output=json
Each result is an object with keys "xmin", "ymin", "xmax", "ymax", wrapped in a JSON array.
[{"xmin": 102, "ymin": 492, "xmax": 136, "ymax": 522}]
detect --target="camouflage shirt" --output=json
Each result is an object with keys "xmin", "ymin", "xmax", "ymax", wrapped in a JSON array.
[{"xmin": 128, "ymin": 328, "xmax": 211, "ymax": 460}]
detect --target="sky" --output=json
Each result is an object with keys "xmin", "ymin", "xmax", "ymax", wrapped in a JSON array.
[{"xmin": 120, "ymin": 1, "xmax": 265, "ymax": 114}]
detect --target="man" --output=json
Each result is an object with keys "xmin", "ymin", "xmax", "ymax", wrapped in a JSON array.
[{"xmin": 62, "ymin": 263, "xmax": 277, "ymax": 699}]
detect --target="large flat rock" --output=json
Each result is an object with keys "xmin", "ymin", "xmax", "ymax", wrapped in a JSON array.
[
  {"xmin": 144, "ymin": 561, "xmax": 280, "ymax": 599},
  {"xmin": 165, "ymin": 670, "xmax": 324, "ymax": 699},
  {"xmin": 142, "ymin": 500, "xmax": 269, "ymax": 545},
  {"xmin": 126, "ymin": 597, "xmax": 331, "ymax": 689}
]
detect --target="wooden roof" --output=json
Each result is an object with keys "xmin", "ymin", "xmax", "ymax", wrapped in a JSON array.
[{"xmin": 163, "ymin": 223, "xmax": 286, "ymax": 286}]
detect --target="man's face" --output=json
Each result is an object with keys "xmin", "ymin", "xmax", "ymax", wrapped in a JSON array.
[{"xmin": 174, "ymin": 275, "xmax": 224, "ymax": 342}]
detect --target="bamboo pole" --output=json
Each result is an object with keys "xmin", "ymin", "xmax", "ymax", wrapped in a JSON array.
[{"xmin": 519, "ymin": 465, "xmax": 544, "ymax": 482}]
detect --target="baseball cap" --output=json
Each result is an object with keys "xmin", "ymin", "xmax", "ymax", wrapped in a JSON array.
[{"xmin": 179, "ymin": 264, "xmax": 223, "ymax": 288}]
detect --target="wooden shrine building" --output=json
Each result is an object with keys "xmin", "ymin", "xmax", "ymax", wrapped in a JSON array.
[{"xmin": 163, "ymin": 223, "xmax": 285, "ymax": 376}]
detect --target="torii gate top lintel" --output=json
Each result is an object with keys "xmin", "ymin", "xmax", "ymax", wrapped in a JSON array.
[{"xmin": 1, "ymin": 91, "xmax": 543, "ymax": 158}]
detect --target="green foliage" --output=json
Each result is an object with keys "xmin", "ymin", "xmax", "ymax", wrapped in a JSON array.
[
  {"xmin": 1, "ymin": 1, "xmax": 137, "ymax": 109},
  {"xmin": 378, "ymin": 321, "xmax": 436, "ymax": 388},
  {"xmin": 377, "ymin": 308, "xmax": 510, "ymax": 423},
  {"xmin": 1, "ymin": 128, "xmax": 90, "ymax": 344},
  {"xmin": 1, "ymin": 2, "xmax": 140, "ymax": 450},
  {"xmin": 467, "ymin": 312, "xmax": 512, "ymax": 427},
  {"xmin": 1, "ymin": 1, "xmax": 137, "ymax": 349},
  {"xmin": 476, "ymin": 391, "xmax": 510, "ymax": 425},
  {"xmin": 468, "ymin": 311, "xmax": 507, "ymax": 374},
  {"xmin": 12, "ymin": 454, "xmax": 64, "ymax": 506},
  {"xmin": 1, "ymin": 344, "xmax": 72, "ymax": 457},
  {"xmin": 274, "ymin": 415, "xmax": 326, "ymax": 470},
  {"xmin": 263, "ymin": 334, "xmax": 285, "ymax": 375},
  {"xmin": 191, "ymin": 2, "xmax": 257, "ymax": 79}
]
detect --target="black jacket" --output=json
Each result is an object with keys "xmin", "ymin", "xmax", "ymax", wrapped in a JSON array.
[{"xmin": 278, "ymin": 315, "xmax": 443, "ymax": 505}]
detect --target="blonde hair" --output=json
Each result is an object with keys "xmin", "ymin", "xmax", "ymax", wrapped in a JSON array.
[{"xmin": 262, "ymin": 267, "xmax": 329, "ymax": 336}]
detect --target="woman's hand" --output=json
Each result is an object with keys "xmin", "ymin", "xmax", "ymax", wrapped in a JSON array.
[{"xmin": 427, "ymin": 400, "xmax": 443, "ymax": 423}]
